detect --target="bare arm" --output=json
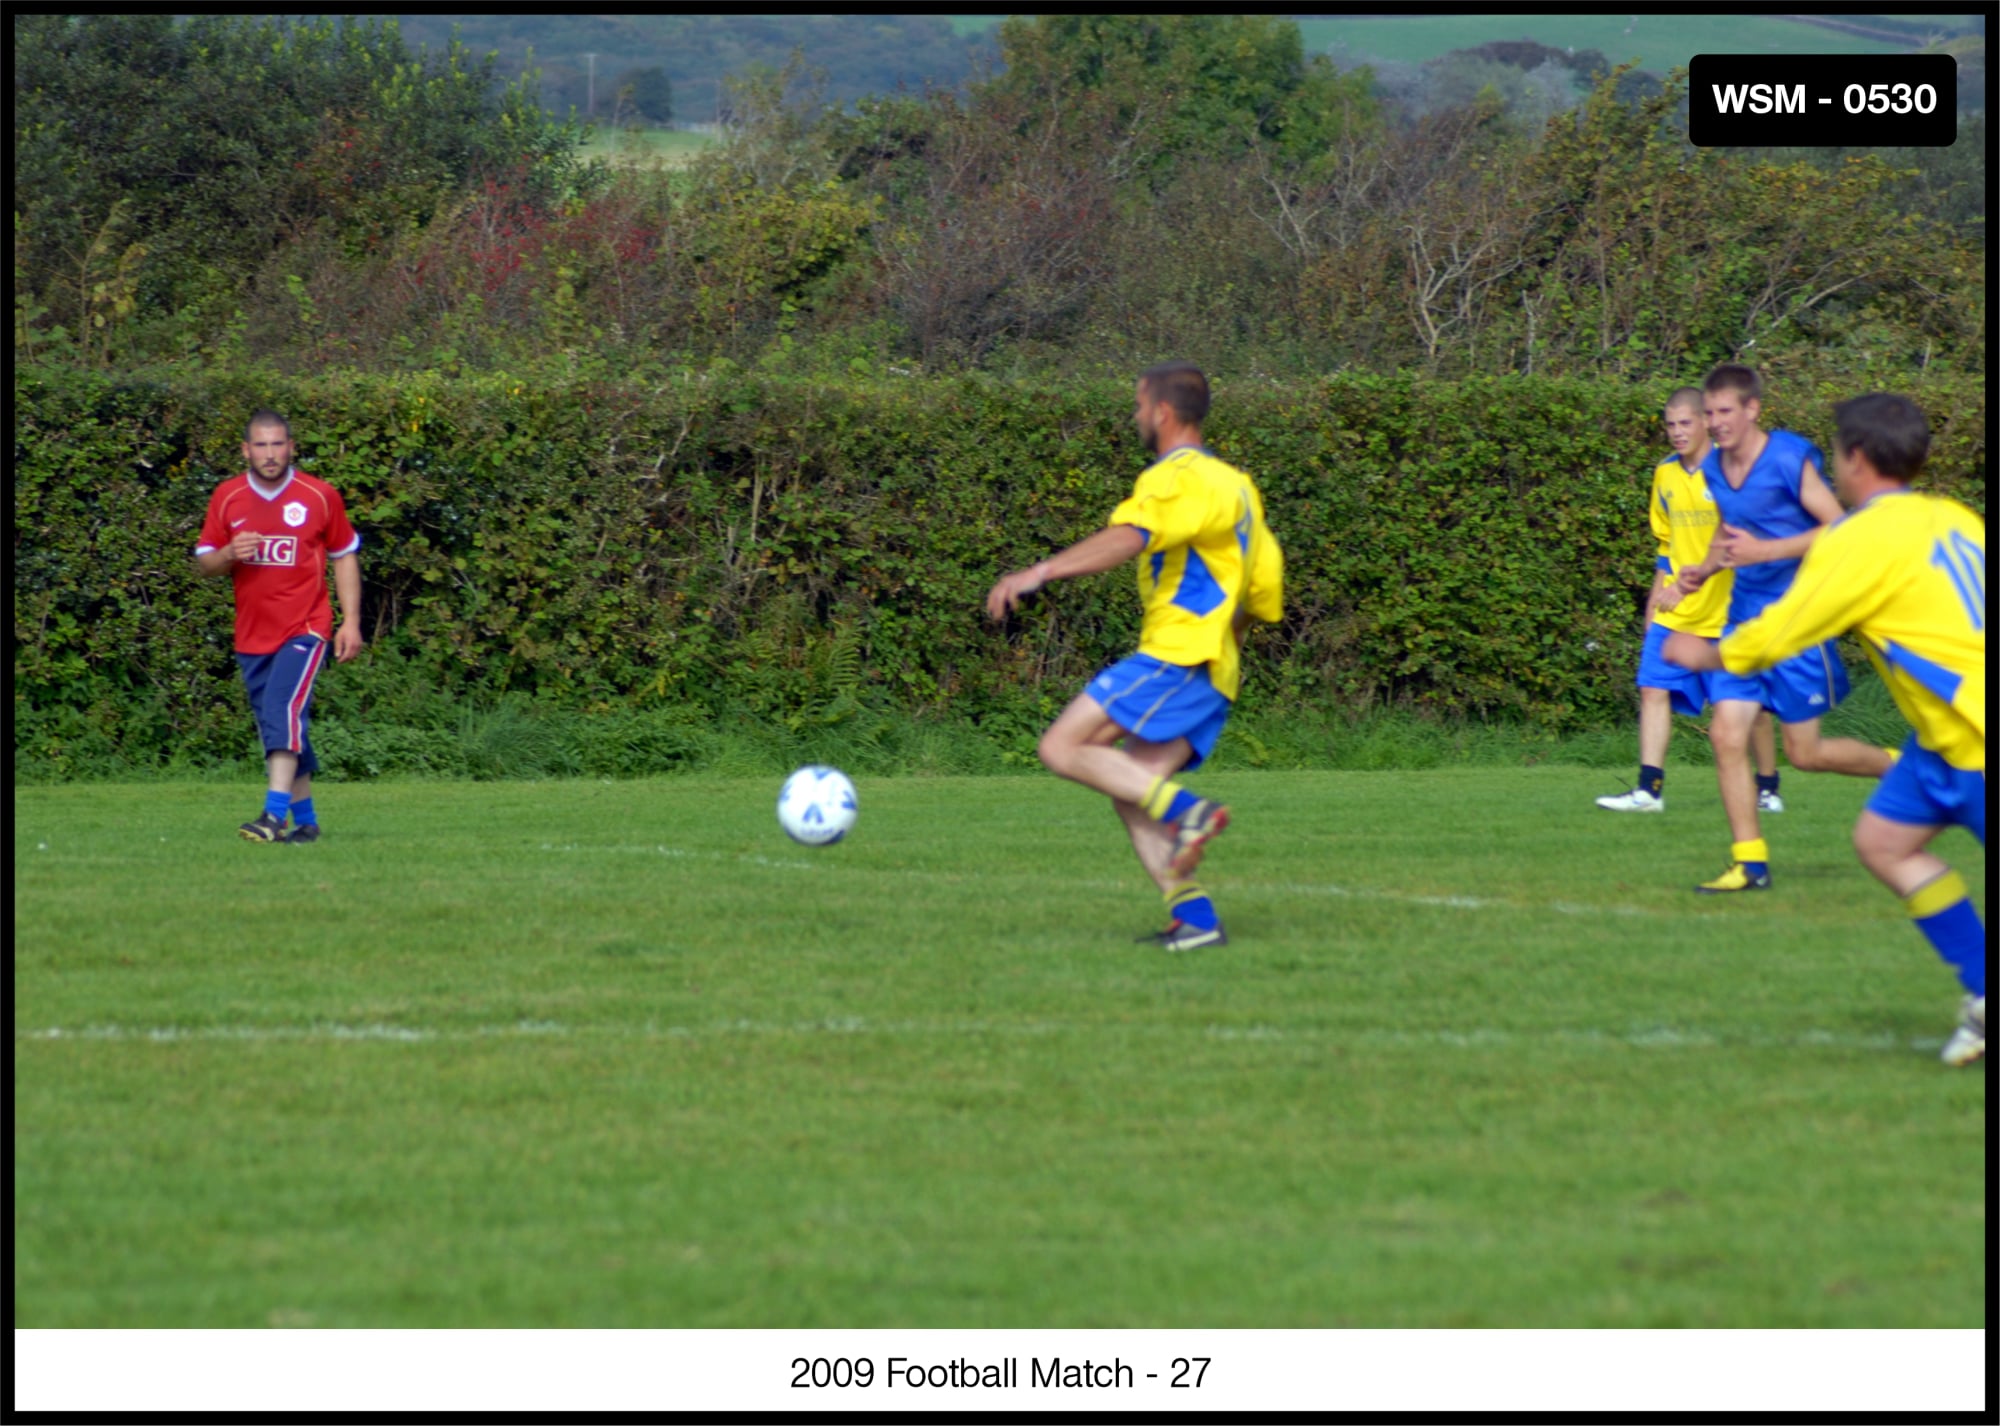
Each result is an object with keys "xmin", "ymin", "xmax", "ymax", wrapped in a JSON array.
[
  {"xmin": 986, "ymin": 525, "xmax": 1149, "ymax": 620},
  {"xmin": 1647, "ymin": 568, "xmax": 1680, "ymax": 619},
  {"xmin": 1799, "ymin": 460, "xmax": 1843, "ymax": 525},
  {"xmin": 196, "ymin": 529, "xmax": 262, "ymax": 575},
  {"xmin": 332, "ymin": 552, "xmax": 364, "ymax": 662}
]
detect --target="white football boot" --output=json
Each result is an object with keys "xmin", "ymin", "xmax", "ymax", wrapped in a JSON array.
[
  {"xmin": 1758, "ymin": 789, "xmax": 1785, "ymax": 813},
  {"xmin": 1940, "ymin": 996, "xmax": 1985, "ymax": 1067},
  {"xmin": 1595, "ymin": 787, "xmax": 1663, "ymax": 812}
]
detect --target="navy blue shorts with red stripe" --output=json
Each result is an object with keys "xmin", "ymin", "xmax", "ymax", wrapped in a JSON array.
[{"xmin": 237, "ymin": 634, "xmax": 328, "ymax": 774}]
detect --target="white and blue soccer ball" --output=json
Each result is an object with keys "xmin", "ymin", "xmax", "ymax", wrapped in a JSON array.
[{"xmin": 777, "ymin": 765, "xmax": 858, "ymax": 846}]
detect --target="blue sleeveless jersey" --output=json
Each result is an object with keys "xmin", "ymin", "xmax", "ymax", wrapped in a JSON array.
[{"xmin": 1701, "ymin": 429, "xmax": 1826, "ymax": 622}]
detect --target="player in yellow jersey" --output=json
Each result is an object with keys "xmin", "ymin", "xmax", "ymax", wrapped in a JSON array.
[
  {"xmin": 1667, "ymin": 394, "xmax": 1985, "ymax": 1065},
  {"xmin": 1595, "ymin": 388, "xmax": 1781, "ymax": 813},
  {"xmin": 986, "ymin": 363, "xmax": 1284, "ymax": 952}
]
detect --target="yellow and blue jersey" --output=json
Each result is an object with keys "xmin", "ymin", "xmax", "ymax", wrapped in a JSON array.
[
  {"xmin": 1109, "ymin": 446, "xmax": 1283, "ymax": 702},
  {"xmin": 1719, "ymin": 491, "xmax": 1985, "ymax": 772},
  {"xmin": 1649, "ymin": 452, "xmax": 1731, "ymax": 636}
]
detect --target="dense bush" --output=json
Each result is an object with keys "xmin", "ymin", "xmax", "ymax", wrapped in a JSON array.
[{"xmin": 13, "ymin": 365, "xmax": 1984, "ymax": 776}]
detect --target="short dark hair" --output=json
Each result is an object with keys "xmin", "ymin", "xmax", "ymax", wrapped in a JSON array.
[
  {"xmin": 1664, "ymin": 386, "xmax": 1704, "ymax": 414},
  {"xmin": 1833, "ymin": 393, "xmax": 1930, "ymax": 481},
  {"xmin": 1140, "ymin": 362, "xmax": 1210, "ymax": 426},
  {"xmin": 1702, "ymin": 364, "xmax": 1762, "ymax": 405},
  {"xmin": 245, "ymin": 409, "xmax": 291, "ymax": 441}
]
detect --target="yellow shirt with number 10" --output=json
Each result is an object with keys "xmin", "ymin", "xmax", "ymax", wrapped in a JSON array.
[{"xmin": 1721, "ymin": 491, "xmax": 1986, "ymax": 771}]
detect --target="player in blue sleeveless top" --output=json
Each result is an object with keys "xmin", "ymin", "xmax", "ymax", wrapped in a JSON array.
[
  {"xmin": 1594, "ymin": 386, "xmax": 1782, "ymax": 815},
  {"xmin": 1673, "ymin": 366, "xmax": 1893, "ymax": 893}
]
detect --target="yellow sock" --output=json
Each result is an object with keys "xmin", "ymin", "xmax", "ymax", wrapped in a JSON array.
[
  {"xmin": 1904, "ymin": 870, "xmax": 1968, "ymax": 920},
  {"xmin": 1140, "ymin": 777, "xmax": 1184, "ymax": 821},
  {"xmin": 1732, "ymin": 838, "xmax": 1769, "ymax": 865}
]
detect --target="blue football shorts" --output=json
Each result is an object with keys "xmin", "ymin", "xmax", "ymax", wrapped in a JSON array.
[
  {"xmin": 1709, "ymin": 629, "xmax": 1850, "ymax": 724},
  {"xmin": 1637, "ymin": 620, "xmax": 1712, "ymax": 718},
  {"xmin": 236, "ymin": 634, "xmax": 328, "ymax": 774},
  {"xmin": 1085, "ymin": 652, "xmax": 1231, "ymax": 771},
  {"xmin": 1866, "ymin": 734, "xmax": 1986, "ymax": 842}
]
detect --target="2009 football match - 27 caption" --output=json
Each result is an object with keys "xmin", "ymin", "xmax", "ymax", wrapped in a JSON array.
[{"xmin": 790, "ymin": 1353, "xmax": 1209, "ymax": 1392}]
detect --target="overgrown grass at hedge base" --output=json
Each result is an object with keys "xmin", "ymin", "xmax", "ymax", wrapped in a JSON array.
[{"xmin": 12, "ymin": 365, "xmax": 1985, "ymax": 775}]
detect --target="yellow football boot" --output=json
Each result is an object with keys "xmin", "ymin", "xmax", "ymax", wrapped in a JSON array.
[{"xmin": 1695, "ymin": 860, "xmax": 1771, "ymax": 894}]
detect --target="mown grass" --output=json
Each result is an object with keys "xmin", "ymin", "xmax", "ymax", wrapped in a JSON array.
[{"xmin": 13, "ymin": 766, "xmax": 1984, "ymax": 1327}]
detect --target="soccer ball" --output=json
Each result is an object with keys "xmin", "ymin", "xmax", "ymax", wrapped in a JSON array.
[{"xmin": 777, "ymin": 765, "xmax": 858, "ymax": 846}]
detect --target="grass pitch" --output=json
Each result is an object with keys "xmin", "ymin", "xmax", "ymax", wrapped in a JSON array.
[
  {"xmin": 12, "ymin": 769, "xmax": 1986, "ymax": 1327},
  {"xmin": 578, "ymin": 125, "xmax": 716, "ymax": 169}
]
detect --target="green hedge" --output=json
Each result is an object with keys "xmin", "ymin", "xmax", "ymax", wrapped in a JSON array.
[{"xmin": 12, "ymin": 365, "xmax": 1985, "ymax": 775}]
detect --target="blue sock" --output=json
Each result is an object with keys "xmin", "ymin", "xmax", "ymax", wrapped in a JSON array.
[
  {"xmin": 1164, "ymin": 788, "xmax": 1200, "ymax": 823},
  {"xmin": 264, "ymin": 789, "xmax": 291, "ymax": 821},
  {"xmin": 1638, "ymin": 764, "xmax": 1664, "ymax": 797},
  {"xmin": 1906, "ymin": 873, "xmax": 1985, "ymax": 997},
  {"xmin": 290, "ymin": 797, "xmax": 317, "ymax": 827},
  {"xmin": 1756, "ymin": 771, "xmax": 1780, "ymax": 795},
  {"xmin": 1169, "ymin": 885, "xmax": 1219, "ymax": 931}
]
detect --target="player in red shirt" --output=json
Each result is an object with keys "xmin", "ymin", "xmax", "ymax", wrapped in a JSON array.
[{"xmin": 194, "ymin": 411, "xmax": 363, "ymax": 842}]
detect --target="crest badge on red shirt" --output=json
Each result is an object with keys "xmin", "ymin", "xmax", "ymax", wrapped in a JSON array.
[{"xmin": 283, "ymin": 501, "xmax": 308, "ymax": 527}]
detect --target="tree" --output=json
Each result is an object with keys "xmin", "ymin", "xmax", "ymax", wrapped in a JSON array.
[
  {"xmin": 12, "ymin": 14, "xmax": 589, "ymax": 361},
  {"xmin": 988, "ymin": 15, "xmax": 1378, "ymax": 175},
  {"xmin": 1717, "ymin": 110, "xmax": 1987, "ymax": 240},
  {"xmin": 614, "ymin": 67, "xmax": 674, "ymax": 125}
]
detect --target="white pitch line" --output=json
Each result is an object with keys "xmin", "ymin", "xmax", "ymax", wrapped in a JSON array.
[
  {"xmin": 536, "ymin": 842, "xmax": 1697, "ymax": 922},
  {"xmin": 1259, "ymin": 881, "xmax": 1680, "ymax": 919},
  {"xmin": 539, "ymin": 842, "xmax": 819, "ymax": 870},
  {"xmin": 17, "ymin": 1019, "xmax": 1942, "ymax": 1054},
  {"xmin": 17, "ymin": 1021, "xmax": 570, "ymax": 1044}
]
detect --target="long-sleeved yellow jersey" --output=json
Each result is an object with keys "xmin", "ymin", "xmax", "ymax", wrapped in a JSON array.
[
  {"xmin": 1110, "ymin": 446, "xmax": 1283, "ymax": 702},
  {"xmin": 1720, "ymin": 490, "xmax": 1985, "ymax": 771}
]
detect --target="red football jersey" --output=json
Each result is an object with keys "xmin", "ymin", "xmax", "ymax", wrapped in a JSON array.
[{"xmin": 196, "ymin": 468, "xmax": 361, "ymax": 653}]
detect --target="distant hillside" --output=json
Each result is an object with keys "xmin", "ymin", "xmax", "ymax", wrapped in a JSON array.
[
  {"xmin": 1294, "ymin": 11, "xmax": 1979, "ymax": 73},
  {"xmin": 262, "ymin": 16, "xmax": 1984, "ymax": 124},
  {"xmin": 379, "ymin": 14, "xmax": 994, "ymax": 122}
]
